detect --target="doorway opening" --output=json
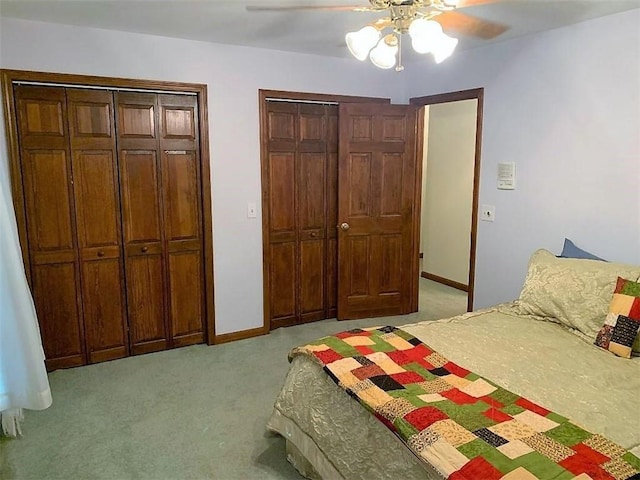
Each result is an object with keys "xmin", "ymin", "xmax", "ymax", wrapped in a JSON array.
[{"xmin": 411, "ymin": 88, "xmax": 484, "ymax": 314}]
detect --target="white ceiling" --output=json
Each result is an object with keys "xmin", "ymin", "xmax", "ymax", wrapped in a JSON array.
[{"xmin": 1, "ymin": 0, "xmax": 639, "ymax": 59}]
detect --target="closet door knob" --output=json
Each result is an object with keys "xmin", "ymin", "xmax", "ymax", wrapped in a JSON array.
[
  {"xmin": 310, "ymin": 232, "xmax": 317, "ymax": 238},
  {"xmin": 97, "ymin": 251, "xmax": 105, "ymax": 257},
  {"xmin": 141, "ymin": 246, "xmax": 149, "ymax": 253},
  {"xmin": 340, "ymin": 222, "xmax": 350, "ymax": 231}
]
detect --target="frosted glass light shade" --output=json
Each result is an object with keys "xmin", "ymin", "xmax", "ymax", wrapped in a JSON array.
[
  {"xmin": 346, "ymin": 26, "xmax": 380, "ymax": 61},
  {"xmin": 432, "ymin": 33, "xmax": 458, "ymax": 63},
  {"xmin": 369, "ymin": 36, "xmax": 398, "ymax": 69},
  {"xmin": 409, "ymin": 19, "xmax": 443, "ymax": 54}
]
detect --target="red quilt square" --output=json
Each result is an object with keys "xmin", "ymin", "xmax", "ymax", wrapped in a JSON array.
[
  {"xmin": 444, "ymin": 362, "xmax": 470, "ymax": 378},
  {"xmin": 391, "ymin": 371, "xmax": 425, "ymax": 385},
  {"xmin": 352, "ymin": 364, "xmax": 386, "ymax": 380},
  {"xmin": 449, "ymin": 456, "xmax": 502, "ymax": 480},
  {"xmin": 387, "ymin": 350, "xmax": 411, "ymax": 365},
  {"xmin": 572, "ymin": 443, "xmax": 610, "ymax": 465},
  {"xmin": 441, "ymin": 388, "xmax": 478, "ymax": 405},
  {"xmin": 515, "ymin": 397, "xmax": 551, "ymax": 416},
  {"xmin": 405, "ymin": 344, "xmax": 432, "ymax": 360},
  {"xmin": 560, "ymin": 454, "xmax": 616, "ymax": 480},
  {"xmin": 415, "ymin": 358, "xmax": 436, "ymax": 370},
  {"xmin": 629, "ymin": 297, "xmax": 640, "ymax": 320},
  {"xmin": 356, "ymin": 345, "xmax": 374, "ymax": 355},
  {"xmin": 480, "ymin": 396, "xmax": 504, "ymax": 409},
  {"xmin": 313, "ymin": 349, "xmax": 343, "ymax": 364},
  {"xmin": 483, "ymin": 407, "xmax": 512, "ymax": 423},
  {"xmin": 374, "ymin": 412, "xmax": 397, "ymax": 432},
  {"xmin": 404, "ymin": 406, "xmax": 448, "ymax": 431}
]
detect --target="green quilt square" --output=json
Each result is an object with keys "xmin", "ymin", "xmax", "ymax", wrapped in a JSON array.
[
  {"xmin": 545, "ymin": 412, "xmax": 568, "ymax": 424},
  {"xmin": 545, "ymin": 422, "xmax": 592, "ymax": 447},
  {"xmin": 317, "ymin": 337, "xmax": 360, "ymax": 357},
  {"xmin": 393, "ymin": 417, "xmax": 419, "ymax": 438},
  {"xmin": 508, "ymin": 451, "xmax": 574, "ymax": 480},
  {"xmin": 435, "ymin": 402, "xmax": 495, "ymax": 432},
  {"xmin": 488, "ymin": 387, "xmax": 521, "ymax": 406},
  {"xmin": 457, "ymin": 438, "xmax": 494, "ymax": 460},
  {"xmin": 500, "ymin": 404, "xmax": 526, "ymax": 416},
  {"xmin": 622, "ymin": 452, "xmax": 640, "ymax": 471}
]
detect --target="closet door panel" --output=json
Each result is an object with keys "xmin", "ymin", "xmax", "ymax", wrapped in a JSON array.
[
  {"xmin": 159, "ymin": 94, "xmax": 204, "ymax": 344},
  {"xmin": 119, "ymin": 151, "xmax": 167, "ymax": 352},
  {"xmin": 117, "ymin": 91, "xmax": 168, "ymax": 352},
  {"xmin": 163, "ymin": 151, "xmax": 203, "ymax": 345},
  {"xmin": 326, "ymin": 107, "xmax": 338, "ymax": 318},
  {"xmin": 126, "ymin": 254, "xmax": 167, "ymax": 353},
  {"xmin": 298, "ymin": 151, "xmax": 326, "ymax": 321},
  {"xmin": 22, "ymin": 150, "xmax": 75, "ymax": 252},
  {"xmin": 163, "ymin": 151, "xmax": 199, "ymax": 240},
  {"xmin": 68, "ymin": 89, "xmax": 128, "ymax": 363},
  {"xmin": 15, "ymin": 85, "xmax": 85, "ymax": 369},
  {"xmin": 33, "ymin": 263, "xmax": 84, "ymax": 369},
  {"xmin": 120, "ymin": 151, "xmax": 162, "ymax": 243},
  {"xmin": 299, "ymin": 240, "xmax": 324, "ymax": 321},
  {"xmin": 270, "ymin": 242, "xmax": 297, "ymax": 326},
  {"xmin": 168, "ymin": 252, "xmax": 204, "ymax": 345},
  {"xmin": 81, "ymin": 259, "xmax": 127, "ymax": 362}
]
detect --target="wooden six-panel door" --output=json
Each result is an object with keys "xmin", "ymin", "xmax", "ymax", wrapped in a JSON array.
[
  {"xmin": 264, "ymin": 101, "xmax": 338, "ymax": 328},
  {"xmin": 337, "ymin": 103, "xmax": 418, "ymax": 319},
  {"xmin": 14, "ymin": 86, "xmax": 86, "ymax": 370}
]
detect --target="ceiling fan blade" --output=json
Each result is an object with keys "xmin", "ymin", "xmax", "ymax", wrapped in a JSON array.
[
  {"xmin": 436, "ymin": 11, "xmax": 509, "ymax": 39},
  {"xmin": 246, "ymin": 5, "xmax": 376, "ymax": 12},
  {"xmin": 456, "ymin": 0, "xmax": 506, "ymax": 7}
]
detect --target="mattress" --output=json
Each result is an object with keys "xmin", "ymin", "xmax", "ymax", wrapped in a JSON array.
[{"xmin": 267, "ymin": 306, "xmax": 640, "ymax": 479}]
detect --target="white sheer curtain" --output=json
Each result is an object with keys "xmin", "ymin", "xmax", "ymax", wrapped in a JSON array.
[{"xmin": 0, "ymin": 121, "xmax": 52, "ymax": 436}]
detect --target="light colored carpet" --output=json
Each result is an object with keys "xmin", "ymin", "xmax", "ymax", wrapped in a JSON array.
[{"xmin": 0, "ymin": 278, "xmax": 467, "ymax": 480}]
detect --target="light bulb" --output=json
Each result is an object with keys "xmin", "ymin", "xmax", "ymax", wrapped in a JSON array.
[
  {"xmin": 432, "ymin": 33, "xmax": 458, "ymax": 63},
  {"xmin": 369, "ymin": 35, "xmax": 398, "ymax": 69},
  {"xmin": 409, "ymin": 19, "xmax": 443, "ymax": 55},
  {"xmin": 442, "ymin": 0, "xmax": 458, "ymax": 6},
  {"xmin": 345, "ymin": 26, "xmax": 380, "ymax": 61}
]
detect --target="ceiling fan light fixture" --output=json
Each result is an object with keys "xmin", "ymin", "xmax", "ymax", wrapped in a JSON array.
[
  {"xmin": 432, "ymin": 33, "xmax": 459, "ymax": 63},
  {"xmin": 408, "ymin": 18, "xmax": 443, "ymax": 54},
  {"xmin": 345, "ymin": 25, "xmax": 380, "ymax": 61},
  {"xmin": 369, "ymin": 34, "xmax": 398, "ymax": 69}
]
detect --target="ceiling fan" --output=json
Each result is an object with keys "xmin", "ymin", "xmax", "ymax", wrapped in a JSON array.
[{"xmin": 246, "ymin": 0, "xmax": 509, "ymax": 70}]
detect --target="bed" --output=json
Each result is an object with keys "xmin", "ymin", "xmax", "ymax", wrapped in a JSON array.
[{"xmin": 267, "ymin": 249, "xmax": 640, "ymax": 479}]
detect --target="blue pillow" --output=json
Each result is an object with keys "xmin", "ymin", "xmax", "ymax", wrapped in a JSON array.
[{"xmin": 559, "ymin": 238, "xmax": 606, "ymax": 261}]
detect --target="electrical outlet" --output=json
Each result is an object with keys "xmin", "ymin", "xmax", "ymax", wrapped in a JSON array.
[{"xmin": 481, "ymin": 205, "xmax": 495, "ymax": 222}]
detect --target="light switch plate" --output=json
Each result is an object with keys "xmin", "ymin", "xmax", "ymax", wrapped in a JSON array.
[
  {"xmin": 247, "ymin": 202, "xmax": 257, "ymax": 218},
  {"xmin": 481, "ymin": 205, "xmax": 495, "ymax": 222}
]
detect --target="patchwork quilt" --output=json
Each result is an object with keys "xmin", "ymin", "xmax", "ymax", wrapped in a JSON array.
[{"xmin": 290, "ymin": 326, "xmax": 640, "ymax": 480}]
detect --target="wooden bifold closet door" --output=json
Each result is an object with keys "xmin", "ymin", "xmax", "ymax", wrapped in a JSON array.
[
  {"xmin": 13, "ymin": 84, "xmax": 205, "ymax": 370},
  {"xmin": 264, "ymin": 101, "xmax": 338, "ymax": 328}
]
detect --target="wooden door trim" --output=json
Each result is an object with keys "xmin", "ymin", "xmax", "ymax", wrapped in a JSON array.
[
  {"xmin": 259, "ymin": 90, "xmax": 391, "ymax": 332},
  {"xmin": 410, "ymin": 88, "xmax": 484, "ymax": 311},
  {"xmin": 1, "ymin": 69, "xmax": 216, "ymax": 343}
]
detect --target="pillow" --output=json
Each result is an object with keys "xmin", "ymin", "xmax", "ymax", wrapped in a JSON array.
[
  {"xmin": 594, "ymin": 277, "xmax": 640, "ymax": 358},
  {"xmin": 516, "ymin": 249, "xmax": 640, "ymax": 339},
  {"xmin": 559, "ymin": 238, "xmax": 606, "ymax": 261}
]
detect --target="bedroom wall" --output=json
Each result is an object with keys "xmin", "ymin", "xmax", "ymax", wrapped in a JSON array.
[
  {"xmin": 405, "ymin": 8, "xmax": 640, "ymax": 308},
  {"xmin": 0, "ymin": 17, "xmax": 400, "ymax": 335}
]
